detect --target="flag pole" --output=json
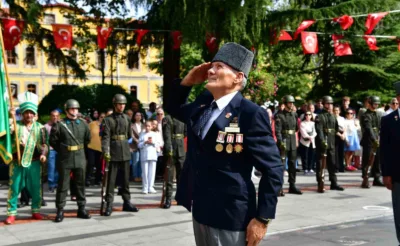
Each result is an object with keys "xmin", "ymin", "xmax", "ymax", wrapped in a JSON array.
[{"xmin": 0, "ymin": 24, "xmax": 21, "ymax": 165}]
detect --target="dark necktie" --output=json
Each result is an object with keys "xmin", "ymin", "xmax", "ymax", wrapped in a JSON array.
[{"xmin": 193, "ymin": 101, "xmax": 218, "ymax": 137}]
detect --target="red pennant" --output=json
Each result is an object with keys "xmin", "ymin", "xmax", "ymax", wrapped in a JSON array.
[
  {"xmin": 206, "ymin": 33, "xmax": 218, "ymax": 53},
  {"xmin": 363, "ymin": 35, "xmax": 379, "ymax": 51},
  {"xmin": 365, "ymin": 12, "xmax": 388, "ymax": 35},
  {"xmin": 294, "ymin": 20, "xmax": 315, "ymax": 39},
  {"xmin": 301, "ymin": 32, "xmax": 318, "ymax": 54},
  {"xmin": 332, "ymin": 34, "xmax": 352, "ymax": 56},
  {"xmin": 52, "ymin": 24, "xmax": 73, "ymax": 49},
  {"xmin": 97, "ymin": 26, "xmax": 113, "ymax": 49},
  {"xmin": 172, "ymin": 31, "xmax": 183, "ymax": 49},
  {"xmin": 134, "ymin": 29, "xmax": 149, "ymax": 47},
  {"xmin": 2, "ymin": 19, "xmax": 24, "ymax": 50},
  {"xmin": 333, "ymin": 15, "xmax": 354, "ymax": 30},
  {"xmin": 398, "ymin": 40, "xmax": 400, "ymax": 52},
  {"xmin": 279, "ymin": 30, "xmax": 293, "ymax": 41}
]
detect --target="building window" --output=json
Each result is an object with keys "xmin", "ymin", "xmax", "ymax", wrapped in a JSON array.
[
  {"xmin": 25, "ymin": 46, "xmax": 36, "ymax": 66},
  {"xmin": 44, "ymin": 14, "xmax": 55, "ymax": 24},
  {"xmin": 6, "ymin": 49, "xmax": 17, "ymax": 65},
  {"xmin": 127, "ymin": 49, "xmax": 139, "ymax": 69},
  {"xmin": 27, "ymin": 84, "xmax": 36, "ymax": 94},
  {"xmin": 95, "ymin": 50, "xmax": 106, "ymax": 70},
  {"xmin": 10, "ymin": 83, "xmax": 18, "ymax": 98},
  {"xmin": 130, "ymin": 86, "xmax": 137, "ymax": 99}
]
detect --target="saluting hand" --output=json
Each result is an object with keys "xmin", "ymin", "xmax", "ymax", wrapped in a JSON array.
[
  {"xmin": 246, "ymin": 219, "xmax": 268, "ymax": 246},
  {"xmin": 181, "ymin": 62, "xmax": 211, "ymax": 87}
]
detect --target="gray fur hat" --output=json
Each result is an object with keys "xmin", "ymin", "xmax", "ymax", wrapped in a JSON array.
[
  {"xmin": 394, "ymin": 81, "xmax": 400, "ymax": 95},
  {"xmin": 212, "ymin": 42, "xmax": 254, "ymax": 78}
]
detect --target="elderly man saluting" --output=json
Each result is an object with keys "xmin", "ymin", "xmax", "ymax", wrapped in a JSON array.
[{"xmin": 165, "ymin": 43, "xmax": 283, "ymax": 246}]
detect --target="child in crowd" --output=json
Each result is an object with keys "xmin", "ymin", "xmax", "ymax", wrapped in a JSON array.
[{"xmin": 138, "ymin": 121, "xmax": 160, "ymax": 194}]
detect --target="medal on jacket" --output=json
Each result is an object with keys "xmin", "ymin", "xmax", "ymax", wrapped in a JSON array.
[
  {"xmin": 234, "ymin": 134, "xmax": 243, "ymax": 153},
  {"xmin": 216, "ymin": 131, "xmax": 226, "ymax": 152},
  {"xmin": 226, "ymin": 134, "xmax": 235, "ymax": 154}
]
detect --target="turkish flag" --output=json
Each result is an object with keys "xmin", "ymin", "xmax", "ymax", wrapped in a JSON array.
[
  {"xmin": 365, "ymin": 12, "xmax": 388, "ymax": 35},
  {"xmin": 279, "ymin": 30, "xmax": 292, "ymax": 41},
  {"xmin": 332, "ymin": 34, "xmax": 352, "ymax": 56},
  {"xmin": 333, "ymin": 15, "xmax": 354, "ymax": 30},
  {"xmin": 134, "ymin": 29, "xmax": 149, "ymax": 47},
  {"xmin": 97, "ymin": 26, "xmax": 113, "ymax": 49},
  {"xmin": 52, "ymin": 24, "xmax": 73, "ymax": 49},
  {"xmin": 294, "ymin": 20, "xmax": 315, "ymax": 39},
  {"xmin": 301, "ymin": 32, "xmax": 318, "ymax": 54},
  {"xmin": 363, "ymin": 35, "xmax": 379, "ymax": 51},
  {"xmin": 172, "ymin": 31, "xmax": 183, "ymax": 49},
  {"xmin": 2, "ymin": 19, "xmax": 24, "ymax": 50},
  {"xmin": 206, "ymin": 33, "xmax": 218, "ymax": 53}
]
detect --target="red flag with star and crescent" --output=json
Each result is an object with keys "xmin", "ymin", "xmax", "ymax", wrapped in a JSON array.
[
  {"xmin": 134, "ymin": 29, "xmax": 149, "ymax": 47},
  {"xmin": 294, "ymin": 20, "xmax": 315, "ymax": 39},
  {"xmin": 333, "ymin": 15, "xmax": 354, "ymax": 30},
  {"xmin": 52, "ymin": 24, "xmax": 73, "ymax": 49},
  {"xmin": 363, "ymin": 35, "xmax": 379, "ymax": 51},
  {"xmin": 279, "ymin": 30, "xmax": 292, "ymax": 41},
  {"xmin": 332, "ymin": 34, "xmax": 352, "ymax": 56},
  {"xmin": 301, "ymin": 32, "xmax": 318, "ymax": 54},
  {"xmin": 2, "ymin": 19, "xmax": 24, "ymax": 50},
  {"xmin": 365, "ymin": 12, "xmax": 388, "ymax": 35},
  {"xmin": 97, "ymin": 26, "xmax": 113, "ymax": 49}
]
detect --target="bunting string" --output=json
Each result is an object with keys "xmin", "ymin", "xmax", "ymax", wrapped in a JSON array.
[{"xmin": 315, "ymin": 8, "xmax": 400, "ymax": 21}]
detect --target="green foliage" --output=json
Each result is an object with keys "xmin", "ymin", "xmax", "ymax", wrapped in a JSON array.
[{"xmin": 38, "ymin": 84, "xmax": 133, "ymax": 119}]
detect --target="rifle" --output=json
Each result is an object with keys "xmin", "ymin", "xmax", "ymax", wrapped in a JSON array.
[
  {"xmin": 367, "ymin": 141, "xmax": 379, "ymax": 177},
  {"xmin": 100, "ymin": 155, "xmax": 110, "ymax": 216},
  {"xmin": 318, "ymin": 136, "xmax": 328, "ymax": 192},
  {"xmin": 160, "ymin": 156, "xmax": 172, "ymax": 207}
]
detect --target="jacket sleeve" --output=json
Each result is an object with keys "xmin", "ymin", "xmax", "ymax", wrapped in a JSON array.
[
  {"xmin": 380, "ymin": 116, "xmax": 391, "ymax": 176},
  {"xmin": 49, "ymin": 123, "xmax": 60, "ymax": 153},
  {"xmin": 101, "ymin": 119, "xmax": 111, "ymax": 154},
  {"xmin": 315, "ymin": 115, "xmax": 325, "ymax": 143},
  {"xmin": 162, "ymin": 117, "xmax": 173, "ymax": 156},
  {"xmin": 245, "ymin": 107, "xmax": 283, "ymax": 219},
  {"xmin": 138, "ymin": 133, "xmax": 145, "ymax": 149}
]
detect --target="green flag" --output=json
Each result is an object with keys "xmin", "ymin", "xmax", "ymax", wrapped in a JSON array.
[{"xmin": 0, "ymin": 46, "xmax": 13, "ymax": 164}]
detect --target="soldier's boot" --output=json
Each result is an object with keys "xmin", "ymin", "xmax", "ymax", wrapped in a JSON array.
[
  {"xmin": 55, "ymin": 209, "xmax": 64, "ymax": 223},
  {"xmin": 123, "ymin": 201, "xmax": 139, "ymax": 212},
  {"xmin": 373, "ymin": 178, "xmax": 385, "ymax": 187},
  {"xmin": 330, "ymin": 183, "xmax": 345, "ymax": 191},
  {"xmin": 163, "ymin": 198, "xmax": 172, "ymax": 209},
  {"xmin": 361, "ymin": 177, "xmax": 371, "ymax": 188},
  {"xmin": 288, "ymin": 184, "xmax": 303, "ymax": 195},
  {"xmin": 104, "ymin": 203, "xmax": 112, "ymax": 216},
  {"xmin": 77, "ymin": 206, "xmax": 91, "ymax": 219},
  {"xmin": 4, "ymin": 216, "xmax": 16, "ymax": 225},
  {"xmin": 317, "ymin": 181, "xmax": 325, "ymax": 193}
]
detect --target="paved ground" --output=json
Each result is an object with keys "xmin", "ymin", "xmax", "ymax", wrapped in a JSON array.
[{"xmin": 0, "ymin": 171, "xmax": 396, "ymax": 246}]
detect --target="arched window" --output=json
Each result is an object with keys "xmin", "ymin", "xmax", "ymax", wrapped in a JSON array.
[{"xmin": 130, "ymin": 86, "xmax": 137, "ymax": 99}]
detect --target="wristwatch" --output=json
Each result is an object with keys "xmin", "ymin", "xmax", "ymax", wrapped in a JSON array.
[{"xmin": 255, "ymin": 217, "xmax": 272, "ymax": 226}]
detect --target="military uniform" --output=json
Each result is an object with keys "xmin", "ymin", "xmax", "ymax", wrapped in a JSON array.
[
  {"xmin": 360, "ymin": 96, "xmax": 383, "ymax": 188},
  {"xmin": 315, "ymin": 96, "xmax": 344, "ymax": 193},
  {"xmin": 162, "ymin": 115, "xmax": 186, "ymax": 208},
  {"xmin": 275, "ymin": 96, "xmax": 301, "ymax": 195},
  {"xmin": 50, "ymin": 99, "xmax": 91, "ymax": 222},
  {"xmin": 102, "ymin": 94, "xmax": 138, "ymax": 216}
]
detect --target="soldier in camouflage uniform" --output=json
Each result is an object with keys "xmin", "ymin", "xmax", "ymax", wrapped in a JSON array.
[
  {"xmin": 315, "ymin": 96, "xmax": 345, "ymax": 193},
  {"xmin": 275, "ymin": 95, "xmax": 302, "ymax": 195},
  {"xmin": 161, "ymin": 115, "xmax": 186, "ymax": 208},
  {"xmin": 360, "ymin": 96, "xmax": 384, "ymax": 188},
  {"xmin": 50, "ymin": 99, "xmax": 91, "ymax": 223},
  {"xmin": 102, "ymin": 94, "xmax": 139, "ymax": 216}
]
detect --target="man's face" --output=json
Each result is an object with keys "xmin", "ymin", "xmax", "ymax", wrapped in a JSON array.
[
  {"xmin": 67, "ymin": 108, "xmax": 79, "ymax": 118},
  {"xmin": 285, "ymin": 102, "xmax": 293, "ymax": 111},
  {"xmin": 393, "ymin": 98, "xmax": 400, "ymax": 110},
  {"xmin": 308, "ymin": 104, "xmax": 315, "ymax": 113},
  {"xmin": 93, "ymin": 111, "xmax": 99, "ymax": 119},
  {"xmin": 323, "ymin": 103, "xmax": 332, "ymax": 110},
  {"xmin": 371, "ymin": 103, "xmax": 379, "ymax": 110},
  {"xmin": 50, "ymin": 111, "xmax": 59, "ymax": 123},
  {"xmin": 317, "ymin": 101, "xmax": 323, "ymax": 109},
  {"xmin": 343, "ymin": 99, "xmax": 350, "ymax": 107},
  {"xmin": 126, "ymin": 110, "xmax": 133, "ymax": 119},
  {"xmin": 206, "ymin": 62, "xmax": 240, "ymax": 93},
  {"xmin": 156, "ymin": 110, "xmax": 164, "ymax": 121},
  {"xmin": 115, "ymin": 103, "xmax": 126, "ymax": 113},
  {"xmin": 22, "ymin": 110, "xmax": 35, "ymax": 123},
  {"xmin": 131, "ymin": 102, "xmax": 139, "ymax": 112}
]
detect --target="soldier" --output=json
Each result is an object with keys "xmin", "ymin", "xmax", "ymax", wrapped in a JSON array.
[
  {"xmin": 315, "ymin": 96, "xmax": 345, "ymax": 193},
  {"xmin": 360, "ymin": 96, "xmax": 384, "ymax": 188},
  {"xmin": 102, "ymin": 94, "xmax": 139, "ymax": 216},
  {"xmin": 161, "ymin": 115, "xmax": 186, "ymax": 208},
  {"xmin": 50, "ymin": 99, "xmax": 91, "ymax": 222},
  {"xmin": 4, "ymin": 92, "xmax": 48, "ymax": 225},
  {"xmin": 275, "ymin": 95, "xmax": 302, "ymax": 195}
]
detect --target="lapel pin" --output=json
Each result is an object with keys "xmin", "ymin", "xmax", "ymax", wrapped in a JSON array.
[
  {"xmin": 200, "ymin": 104, "xmax": 206, "ymax": 108},
  {"xmin": 225, "ymin": 113, "xmax": 232, "ymax": 119},
  {"xmin": 395, "ymin": 115, "xmax": 398, "ymax": 121}
]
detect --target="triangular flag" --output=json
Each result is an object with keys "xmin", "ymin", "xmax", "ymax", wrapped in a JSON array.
[
  {"xmin": 363, "ymin": 35, "xmax": 379, "ymax": 51},
  {"xmin": 365, "ymin": 12, "xmax": 388, "ymax": 35},
  {"xmin": 134, "ymin": 29, "xmax": 149, "ymax": 47},
  {"xmin": 279, "ymin": 30, "xmax": 292, "ymax": 41},
  {"xmin": 294, "ymin": 20, "xmax": 315, "ymax": 39},
  {"xmin": 333, "ymin": 15, "xmax": 354, "ymax": 30},
  {"xmin": 332, "ymin": 34, "xmax": 352, "ymax": 56}
]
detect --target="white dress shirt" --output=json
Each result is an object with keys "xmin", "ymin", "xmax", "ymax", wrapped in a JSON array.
[
  {"xmin": 385, "ymin": 108, "xmax": 394, "ymax": 116},
  {"xmin": 201, "ymin": 91, "xmax": 238, "ymax": 139}
]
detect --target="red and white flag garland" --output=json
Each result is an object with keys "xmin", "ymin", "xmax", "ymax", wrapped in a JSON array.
[
  {"xmin": 365, "ymin": 12, "xmax": 388, "ymax": 35},
  {"xmin": 301, "ymin": 32, "xmax": 318, "ymax": 54},
  {"xmin": 332, "ymin": 34, "xmax": 352, "ymax": 56},
  {"xmin": 294, "ymin": 20, "xmax": 315, "ymax": 39},
  {"xmin": 333, "ymin": 15, "xmax": 354, "ymax": 30}
]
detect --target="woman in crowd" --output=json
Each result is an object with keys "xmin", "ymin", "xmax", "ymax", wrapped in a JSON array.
[
  {"xmin": 333, "ymin": 106, "xmax": 346, "ymax": 172},
  {"xmin": 87, "ymin": 111, "xmax": 105, "ymax": 186},
  {"xmin": 299, "ymin": 110, "xmax": 317, "ymax": 174},
  {"xmin": 138, "ymin": 121, "xmax": 160, "ymax": 194},
  {"xmin": 343, "ymin": 108, "xmax": 361, "ymax": 171},
  {"xmin": 131, "ymin": 112, "xmax": 145, "ymax": 182}
]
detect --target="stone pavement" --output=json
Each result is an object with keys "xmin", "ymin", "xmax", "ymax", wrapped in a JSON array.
[{"xmin": 0, "ymin": 171, "xmax": 394, "ymax": 246}]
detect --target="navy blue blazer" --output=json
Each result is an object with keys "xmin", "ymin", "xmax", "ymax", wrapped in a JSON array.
[
  {"xmin": 380, "ymin": 109, "xmax": 400, "ymax": 182},
  {"xmin": 164, "ymin": 80, "xmax": 283, "ymax": 231}
]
